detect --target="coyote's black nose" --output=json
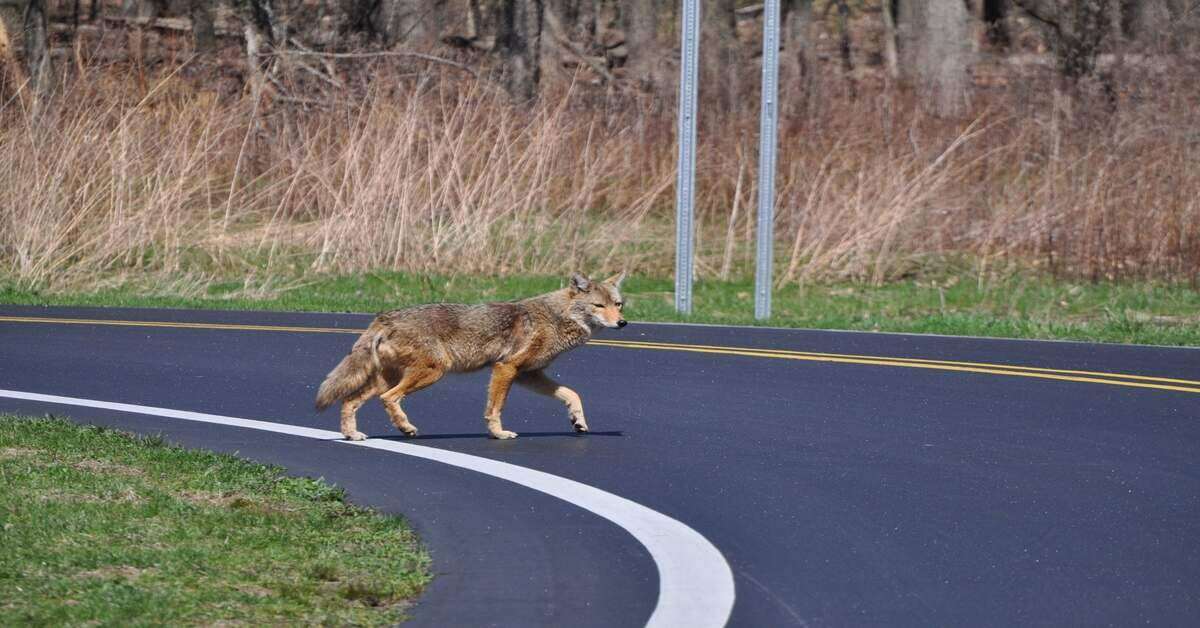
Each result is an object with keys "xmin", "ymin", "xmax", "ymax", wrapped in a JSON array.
[{"xmin": 617, "ymin": 319, "xmax": 627, "ymax": 328}]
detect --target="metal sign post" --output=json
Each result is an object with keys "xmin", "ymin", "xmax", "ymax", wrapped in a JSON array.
[
  {"xmin": 675, "ymin": 0, "xmax": 701, "ymax": 315},
  {"xmin": 755, "ymin": 0, "xmax": 781, "ymax": 320}
]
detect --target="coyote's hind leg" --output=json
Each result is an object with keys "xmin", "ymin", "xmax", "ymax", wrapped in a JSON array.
[
  {"xmin": 340, "ymin": 382, "xmax": 381, "ymax": 441},
  {"xmin": 381, "ymin": 397, "xmax": 418, "ymax": 437},
  {"xmin": 379, "ymin": 364, "xmax": 444, "ymax": 437}
]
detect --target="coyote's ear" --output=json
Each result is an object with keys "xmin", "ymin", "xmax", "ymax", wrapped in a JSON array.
[
  {"xmin": 603, "ymin": 271, "xmax": 626, "ymax": 289},
  {"xmin": 568, "ymin": 273, "xmax": 592, "ymax": 294}
]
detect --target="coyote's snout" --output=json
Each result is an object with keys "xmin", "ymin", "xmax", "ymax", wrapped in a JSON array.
[{"xmin": 315, "ymin": 272, "xmax": 627, "ymax": 440}]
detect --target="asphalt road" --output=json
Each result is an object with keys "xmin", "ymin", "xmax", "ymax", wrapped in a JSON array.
[{"xmin": 2, "ymin": 304, "xmax": 1198, "ymax": 626}]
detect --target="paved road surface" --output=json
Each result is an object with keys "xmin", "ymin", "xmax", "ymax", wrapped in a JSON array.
[{"xmin": 2, "ymin": 305, "xmax": 1198, "ymax": 626}]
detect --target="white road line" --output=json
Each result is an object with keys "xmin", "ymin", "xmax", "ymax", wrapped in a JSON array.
[{"xmin": 0, "ymin": 388, "xmax": 736, "ymax": 628}]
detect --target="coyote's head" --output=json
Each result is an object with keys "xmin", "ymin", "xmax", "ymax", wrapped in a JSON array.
[{"xmin": 567, "ymin": 272, "xmax": 627, "ymax": 330}]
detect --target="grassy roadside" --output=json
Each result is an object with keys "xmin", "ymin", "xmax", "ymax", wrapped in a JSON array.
[
  {"xmin": 0, "ymin": 415, "xmax": 430, "ymax": 626},
  {"xmin": 2, "ymin": 271, "xmax": 1199, "ymax": 346}
]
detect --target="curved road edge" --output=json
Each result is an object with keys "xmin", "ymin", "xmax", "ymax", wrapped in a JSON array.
[{"xmin": 0, "ymin": 387, "xmax": 736, "ymax": 628}]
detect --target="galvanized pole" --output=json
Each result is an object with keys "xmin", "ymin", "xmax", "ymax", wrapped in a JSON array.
[
  {"xmin": 754, "ymin": 0, "xmax": 781, "ymax": 320},
  {"xmin": 675, "ymin": 0, "xmax": 701, "ymax": 315}
]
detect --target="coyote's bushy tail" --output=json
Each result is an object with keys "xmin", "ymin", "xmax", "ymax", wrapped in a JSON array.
[{"xmin": 315, "ymin": 336, "xmax": 381, "ymax": 411}]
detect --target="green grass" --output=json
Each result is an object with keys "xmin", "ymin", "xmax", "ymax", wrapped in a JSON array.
[
  {"xmin": 0, "ymin": 415, "xmax": 431, "ymax": 626},
  {"xmin": 3, "ymin": 270, "xmax": 1199, "ymax": 346}
]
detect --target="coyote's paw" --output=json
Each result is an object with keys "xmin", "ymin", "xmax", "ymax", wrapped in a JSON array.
[
  {"xmin": 489, "ymin": 430, "xmax": 519, "ymax": 440},
  {"xmin": 399, "ymin": 425, "xmax": 419, "ymax": 437},
  {"xmin": 343, "ymin": 431, "xmax": 367, "ymax": 441},
  {"xmin": 571, "ymin": 419, "xmax": 589, "ymax": 433}
]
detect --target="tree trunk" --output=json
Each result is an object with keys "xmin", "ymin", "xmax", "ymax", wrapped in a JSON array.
[
  {"xmin": 0, "ymin": 0, "xmax": 25, "ymax": 100},
  {"xmin": 1119, "ymin": 0, "xmax": 1175, "ymax": 49},
  {"xmin": 24, "ymin": 0, "xmax": 54, "ymax": 99},
  {"xmin": 423, "ymin": 0, "xmax": 488, "ymax": 48},
  {"xmin": 879, "ymin": 0, "xmax": 900, "ymax": 79},
  {"xmin": 122, "ymin": 0, "xmax": 161, "ymax": 19},
  {"xmin": 905, "ymin": 0, "xmax": 972, "ymax": 116},
  {"xmin": 551, "ymin": 0, "xmax": 591, "ymax": 37},
  {"xmin": 493, "ymin": 0, "xmax": 544, "ymax": 101},
  {"xmin": 467, "ymin": 0, "xmax": 483, "ymax": 40},
  {"xmin": 833, "ymin": 0, "xmax": 855, "ymax": 94},
  {"xmin": 579, "ymin": 0, "xmax": 599, "ymax": 41},
  {"xmin": 782, "ymin": 0, "xmax": 816, "ymax": 110},
  {"xmin": 189, "ymin": 0, "xmax": 216, "ymax": 53},
  {"xmin": 262, "ymin": 0, "xmax": 287, "ymax": 49},
  {"xmin": 897, "ymin": 0, "xmax": 915, "ymax": 68},
  {"xmin": 239, "ymin": 0, "xmax": 274, "ymax": 103},
  {"xmin": 1013, "ymin": 0, "xmax": 1113, "ymax": 83},
  {"xmin": 243, "ymin": 21, "xmax": 266, "ymax": 103},
  {"xmin": 702, "ymin": 0, "xmax": 739, "ymax": 112},
  {"xmin": 0, "ymin": 1, "xmax": 22, "ymax": 61},
  {"xmin": 621, "ymin": 0, "xmax": 659, "ymax": 91},
  {"xmin": 982, "ymin": 0, "xmax": 1011, "ymax": 48},
  {"xmin": 374, "ymin": 0, "xmax": 445, "ymax": 47}
]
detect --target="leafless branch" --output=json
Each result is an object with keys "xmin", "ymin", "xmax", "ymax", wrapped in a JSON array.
[
  {"xmin": 1011, "ymin": 0, "xmax": 1064, "ymax": 37},
  {"xmin": 277, "ymin": 49, "xmax": 478, "ymax": 78},
  {"xmin": 544, "ymin": 7, "xmax": 613, "ymax": 83}
]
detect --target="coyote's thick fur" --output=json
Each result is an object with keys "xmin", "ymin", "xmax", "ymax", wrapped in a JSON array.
[{"xmin": 316, "ymin": 272, "xmax": 627, "ymax": 440}]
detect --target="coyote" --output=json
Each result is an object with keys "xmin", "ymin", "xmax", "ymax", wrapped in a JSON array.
[{"xmin": 315, "ymin": 272, "xmax": 627, "ymax": 440}]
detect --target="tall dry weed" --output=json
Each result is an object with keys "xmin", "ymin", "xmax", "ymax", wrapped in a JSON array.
[{"xmin": 1, "ymin": 65, "xmax": 1197, "ymax": 291}]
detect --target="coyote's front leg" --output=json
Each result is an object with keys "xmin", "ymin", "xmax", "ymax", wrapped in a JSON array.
[
  {"xmin": 516, "ymin": 370, "xmax": 588, "ymax": 433},
  {"xmin": 484, "ymin": 362, "xmax": 520, "ymax": 439}
]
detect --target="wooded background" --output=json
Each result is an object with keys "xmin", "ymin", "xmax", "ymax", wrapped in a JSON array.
[
  {"xmin": 3, "ymin": 1, "xmax": 1196, "ymax": 112},
  {"xmin": 1, "ymin": 2, "xmax": 1198, "ymax": 290}
]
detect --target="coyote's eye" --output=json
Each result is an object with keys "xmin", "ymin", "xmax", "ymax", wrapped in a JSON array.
[
  {"xmin": 616, "ymin": 302, "xmax": 624, "ymax": 309},
  {"xmin": 592, "ymin": 303, "xmax": 604, "ymax": 308}
]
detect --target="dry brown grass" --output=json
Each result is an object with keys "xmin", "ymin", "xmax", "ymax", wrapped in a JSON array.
[{"xmin": 2, "ymin": 64, "xmax": 1197, "ymax": 291}]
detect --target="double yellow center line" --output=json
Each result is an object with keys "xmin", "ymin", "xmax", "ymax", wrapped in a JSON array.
[
  {"xmin": 3, "ymin": 315, "xmax": 1199, "ymax": 395},
  {"xmin": 588, "ymin": 339, "xmax": 1200, "ymax": 395}
]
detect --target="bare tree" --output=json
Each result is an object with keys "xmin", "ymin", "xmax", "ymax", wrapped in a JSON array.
[
  {"xmin": 621, "ymin": 0, "xmax": 660, "ymax": 91},
  {"xmin": 422, "ymin": 0, "xmax": 482, "ymax": 48},
  {"xmin": 0, "ymin": 0, "xmax": 24, "ymax": 99},
  {"xmin": 782, "ymin": 0, "xmax": 817, "ymax": 108},
  {"xmin": 552, "ymin": 0, "xmax": 596, "ymax": 38},
  {"xmin": 897, "ymin": 0, "xmax": 915, "ymax": 55},
  {"xmin": 122, "ymin": 0, "xmax": 162, "ymax": 19},
  {"xmin": 879, "ymin": 0, "xmax": 900, "ymax": 79},
  {"xmin": 702, "ymin": 0, "xmax": 739, "ymax": 112},
  {"xmin": 239, "ymin": 0, "xmax": 275, "ymax": 105},
  {"xmin": 493, "ymin": 0, "xmax": 544, "ymax": 101},
  {"xmin": 188, "ymin": 0, "xmax": 217, "ymax": 52},
  {"xmin": 1118, "ymin": 0, "xmax": 1191, "ymax": 50},
  {"xmin": 0, "ymin": 1, "xmax": 21, "ymax": 61},
  {"xmin": 23, "ymin": 0, "xmax": 53, "ymax": 98},
  {"xmin": 544, "ymin": 2, "xmax": 611, "ymax": 83},
  {"xmin": 369, "ymin": 0, "xmax": 446, "ymax": 47},
  {"xmin": 899, "ymin": 0, "xmax": 972, "ymax": 116},
  {"xmin": 982, "ymin": 0, "xmax": 1011, "ymax": 47},
  {"xmin": 1012, "ymin": 0, "xmax": 1113, "ymax": 83}
]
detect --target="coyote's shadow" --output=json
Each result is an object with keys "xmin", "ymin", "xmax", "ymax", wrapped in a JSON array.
[{"xmin": 378, "ymin": 430, "xmax": 623, "ymax": 441}]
